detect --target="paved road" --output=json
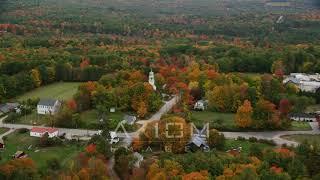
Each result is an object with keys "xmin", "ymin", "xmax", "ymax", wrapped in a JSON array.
[
  {"xmin": 136, "ymin": 96, "xmax": 179, "ymax": 133},
  {"xmin": 0, "ymin": 95, "xmax": 319, "ymax": 147},
  {"xmin": 0, "ymin": 128, "xmax": 15, "ymax": 140},
  {"xmin": 0, "ymin": 116, "xmax": 99, "ymax": 140},
  {"xmin": 116, "ymin": 96, "xmax": 180, "ymax": 145},
  {"xmin": 221, "ymin": 122, "xmax": 320, "ymax": 146},
  {"xmin": 0, "ymin": 96, "xmax": 179, "ymax": 141}
]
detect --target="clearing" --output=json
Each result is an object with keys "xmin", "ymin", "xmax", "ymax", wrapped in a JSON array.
[
  {"xmin": 0, "ymin": 130, "xmax": 83, "ymax": 170},
  {"xmin": 281, "ymin": 134, "xmax": 320, "ymax": 144},
  {"xmin": 16, "ymin": 82, "xmax": 81, "ymax": 101}
]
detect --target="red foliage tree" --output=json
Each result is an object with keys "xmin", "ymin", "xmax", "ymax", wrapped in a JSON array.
[
  {"xmin": 279, "ymin": 99, "xmax": 291, "ymax": 118},
  {"xmin": 67, "ymin": 99, "xmax": 77, "ymax": 111},
  {"xmin": 80, "ymin": 58, "xmax": 90, "ymax": 68},
  {"xmin": 86, "ymin": 144, "xmax": 97, "ymax": 154}
]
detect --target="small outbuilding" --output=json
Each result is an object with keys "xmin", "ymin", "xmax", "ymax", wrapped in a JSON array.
[
  {"xmin": 123, "ymin": 115, "xmax": 137, "ymax": 125},
  {"xmin": 193, "ymin": 100, "xmax": 208, "ymax": 111},
  {"xmin": 12, "ymin": 151, "xmax": 27, "ymax": 159},
  {"xmin": 289, "ymin": 113, "xmax": 317, "ymax": 122}
]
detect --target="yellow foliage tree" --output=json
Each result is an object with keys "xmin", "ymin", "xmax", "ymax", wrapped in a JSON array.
[{"xmin": 31, "ymin": 69, "xmax": 42, "ymax": 87}]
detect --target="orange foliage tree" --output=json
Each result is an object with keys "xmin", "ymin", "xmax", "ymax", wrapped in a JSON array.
[
  {"xmin": 235, "ymin": 100, "xmax": 253, "ymax": 128},
  {"xmin": 158, "ymin": 116, "xmax": 191, "ymax": 153}
]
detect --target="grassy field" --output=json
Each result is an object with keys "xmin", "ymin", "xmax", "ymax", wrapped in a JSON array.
[
  {"xmin": 16, "ymin": 82, "xmax": 81, "ymax": 101},
  {"xmin": 306, "ymin": 104, "xmax": 320, "ymax": 113},
  {"xmin": 191, "ymin": 111, "xmax": 236, "ymax": 130},
  {"xmin": 78, "ymin": 110, "xmax": 139, "ymax": 132},
  {"xmin": 14, "ymin": 111, "xmax": 50, "ymax": 125},
  {"xmin": 0, "ymin": 131, "xmax": 83, "ymax": 169},
  {"xmin": 281, "ymin": 134, "xmax": 320, "ymax": 144},
  {"xmin": 289, "ymin": 121, "xmax": 312, "ymax": 131},
  {"xmin": 224, "ymin": 139, "xmax": 274, "ymax": 155},
  {"xmin": 79, "ymin": 110, "xmax": 126, "ymax": 129},
  {"xmin": 11, "ymin": 109, "xmax": 133, "ymax": 131}
]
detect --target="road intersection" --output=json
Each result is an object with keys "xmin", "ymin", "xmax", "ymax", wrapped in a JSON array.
[{"xmin": 0, "ymin": 95, "xmax": 319, "ymax": 147}]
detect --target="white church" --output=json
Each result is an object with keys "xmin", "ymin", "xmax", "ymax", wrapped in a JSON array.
[{"xmin": 148, "ymin": 69, "xmax": 157, "ymax": 91}]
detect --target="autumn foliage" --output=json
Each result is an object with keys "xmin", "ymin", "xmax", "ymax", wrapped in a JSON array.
[
  {"xmin": 235, "ymin": 100, "xmax": 253, "ymax": 128},
  {"xmin": 67, "ymin": 99, "xmax": 77, "ymax": 111}
]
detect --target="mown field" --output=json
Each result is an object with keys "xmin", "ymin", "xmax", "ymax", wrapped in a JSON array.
[
  {"xmin": 282, "ymin": 134, "xmax": 320, "ymax": 144},
  {"xmin": 191, "ymin": 111, "xmax": 236, "ymax": 130},
  {"xmin": 0, "ymin": 131, "xmax": 84, "ymax": 170},
  {"xmin": 16, "ymin": 82, "xmax": 81, "ymax": 101}
]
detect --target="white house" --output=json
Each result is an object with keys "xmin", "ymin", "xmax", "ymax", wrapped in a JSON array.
[
  {"xmin": 109, "ymin": 131, "xmax": 120, "ymax": 144},
  {"xmin": 289, "ymin": 113, "xmax": 317, "ymax": 122},
  {"xmin": 37, "ymin": 99, "xmax": 61, "ymax": 115},
  {"xmin": 30, "ymin": 127, "xmax": 59, "ymax": 138},
  {"xmin": 283, "ymin": 73, "xmax": 320, "ymax": 93},
  {"xmin": 194, "ymin": 100, "xmax": 208, "ymax": 111}
]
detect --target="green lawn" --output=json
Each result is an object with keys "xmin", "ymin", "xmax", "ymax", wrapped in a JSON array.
[
  {"xmin": 78, "ymin": 109, "xmax": 138, "ymax": 131},
  {"xmin": 224, "ymin": 139, "xmax": 274, "ymax": 155},
  {"xmin": 79, "ymin": 110, "xmax": 125, "ymax": 129},
  {"xmin": 191, "ymin": 111, "xmax": 236, "ymax": 131},
  {"xmin": 281, "ymin": 134, "xmax": 320, "ymax": 144},
  {"xmin": 289, "ymin": 121, "xmax": 312, "ymax": 131},
  {"xmin": 13, "ymin": 111, "xmax": 50, "ymax": 125},
  {"xmin": 0, "ymin": 131, "xmax": 83, "ymax": 169},
  {"xmin": 16, "ymin": 82, "xmax": 81, "ymax": 101},
  {"xmin": 306, "ymin": 104, "xmax": 320, "ymax": 113},
  {"xmin": 10, "ymin": 109, "xmax": 136, "ymax": 131}
]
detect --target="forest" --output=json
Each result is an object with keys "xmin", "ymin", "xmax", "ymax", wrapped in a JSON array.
[{"xmin": 0, "ymin": 0, "xmax": 320, "ymax": 179}]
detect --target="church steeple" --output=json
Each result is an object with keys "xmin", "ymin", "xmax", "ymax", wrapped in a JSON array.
[{"xmin": 148, "ymin": 69, "xmax": 156, "ymax": 91}]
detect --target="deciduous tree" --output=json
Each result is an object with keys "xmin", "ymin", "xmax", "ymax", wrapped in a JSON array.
[{"xmin": 235, "ymin": 100, "xmax": 253, "ymax": 128}]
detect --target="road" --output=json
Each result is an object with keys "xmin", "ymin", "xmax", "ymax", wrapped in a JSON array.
[
  {"xmin": 0, "ymin": 95, "xmax": 319, "ymax": 146},
  {"xmin": 0, "ymin": 116, "xmax": 100, "ymax": 140},
  {"xmin": 221, "ymin": 122, "xmax": 320, "ymax": 146},
  {"xmin": 116, "ymin": 96, "xmax": 179, "ymax": 146},
  {"xmin": 0, "ymin": 96, "xmax": 179, "ymax": 141},
  {"xmin": 0, "ymin": 128, "xmax": 15, "ymax": 140}
]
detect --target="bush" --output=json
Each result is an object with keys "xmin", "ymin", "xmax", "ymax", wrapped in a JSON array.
[
  {"xmin": 46, "ymin": 158, "xmax": 61, "ymax": 170},
  {"xmin": 4, "ymin": 112, "xmax": 19, "ymax": 123},
  {"xmin": 249, "ymin": 144, "xmax": 263, "ymax": 158},
  {"xmin": 39, "ymin": 133, "xmax": 62, "ymax": 147},
  {"xmin": 237, "ymin": 136, "xmax": 246, "ymax": 141},
  {"xmin": 207, "ymin": 129, "xmax": 225, "ymax": 150},
  {"xmin": 258, "ymin": 139, "xmax": 276, "ymax": 146},
  {"xmin": 249, "ymin": 137, "xmax": 258, "ymax": 143}
]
